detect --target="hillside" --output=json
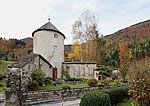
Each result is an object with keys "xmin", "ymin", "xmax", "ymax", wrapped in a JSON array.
[
  {"xmin": 21, "ymin": 37, "xmax": 33, "ymax": 44},
  {"xmin": 20, "ymin": 38, "xmax": 72, "ymax": 54},
  {"xmin": 107, "ymin": 19, "xmax": 150, "ymax": 49}
]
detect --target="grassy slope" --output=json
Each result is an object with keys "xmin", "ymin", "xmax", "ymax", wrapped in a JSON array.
[{"xmin": 0, "ymin": 60, "xmax": 12, "ymax": 92}]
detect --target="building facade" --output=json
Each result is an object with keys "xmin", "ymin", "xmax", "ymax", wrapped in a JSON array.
[
  {"xmin": 62, "ymin": 62, "xmax": 96, "ymax": 79},
  {"xmin": 32, "ymin": 21, "xmax": 65, "ymax": 78},
  {"xmin": 7, "ymin": 53, "xmax": 53, "ymax": 90}
]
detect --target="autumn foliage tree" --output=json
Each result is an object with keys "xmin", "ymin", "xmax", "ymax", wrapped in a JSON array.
[
  {"xmin": 68, "ymin": 43, "xmax": 81, "ymax": 61},
  {"xmin": 0, "ymin": 37, "xmax": 33, "ymax": 60},
  {"xmin": 72, "ymin": 9, "xmax": 99, "ymax": 62},
  {"xmin": 129, "ymin": 57, "xmax": 150, "ymax": 106},
  {"xmin": 71, "ymin": 9, "xmax": 107, "ymax": 64},
  {"xmin": 119, "ymin": 43, "xmax": 130, "ymax": 82}
]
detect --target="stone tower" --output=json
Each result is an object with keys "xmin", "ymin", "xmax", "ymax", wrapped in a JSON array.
[{"xmin": 32, "ymin": 20, "xmax": 65, "ymax": 78}]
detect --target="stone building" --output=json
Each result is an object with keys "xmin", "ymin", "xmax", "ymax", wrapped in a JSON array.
[
  {"xmin": 7, "ymin": 53, "xmax": 53, "ymax": 83},
  {"xmin": 32, "ymin": 20, "xmax": 65, "ymax": 78},
  {"xmin": 62, "ymin": 62, "xmax": 96, "ymax": 79},
  {"xmin": 6, "ymin": 53, "xmax": 53, "ymax": 106}
]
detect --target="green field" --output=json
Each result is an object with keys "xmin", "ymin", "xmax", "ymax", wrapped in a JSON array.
[
  {"xmin": 40, "ymin": 83, "xmax": 89, "ymax": 90},
  {"xmin": 0, "ymin": 60, "xmax": 12, "ymax": 92}
]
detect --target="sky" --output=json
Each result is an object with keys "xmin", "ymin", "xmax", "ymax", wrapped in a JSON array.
[{"xmin": 0, "ymin": 0, "xmax": 150, "ymax": 44}]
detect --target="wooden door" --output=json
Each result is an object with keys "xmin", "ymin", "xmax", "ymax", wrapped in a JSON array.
[{"xmin": 53, "ymin": 68, "xmax": 57, "ymax": 79}]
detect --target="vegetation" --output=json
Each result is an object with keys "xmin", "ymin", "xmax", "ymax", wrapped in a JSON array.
[
  {"xmin": 62, "ymin": 85, "xmax": 71, "ymax": 89},
  {"xmin": 44, "ymin": 77, "xmax": 54, "ymax": 85},
  {"xmin": 95, "ymin": 65, "xmax": 113, "ymax": 80},
  {"xmin": 27, "ymin": 80, "xmax": 39, "ymax": 91},
  {"xmin": 80, "ymin": 91, "xmax": 111, "ymax": 106},
  {"xmin": 117, "ymin": 99, "xmax": 137, "ymax": 106},
  {"xmin": 70, "ymin": 9, "xmax": 107, "ymax": 64},
  {"xmin": 31, "ymin": 69, "xmax": 45, "ymax": 86},
  {"xmin": 39, "ymin": 83, "xmax": 88, "ymax": 90},
  {"xmin": 119, "ymin": 43, "xmax": 130, "ymax": 82},
  {"xmin": 0, "ymin": 80, "xmax": 6, "ymax": 92},
  {"xmin": 0, "ymin": 38, "xmax": 32, "ymax": 61},
  {"xmin": 102, "ymin": 87, "xmax": 130, "ymax": 106},
  {"xmin": 0, "ymin": 60, "xmax": 12, "ymax": 79},
  {"xmin": 128, "ymin": 58, "xmax": 150, "ymax": 106},
  {"xmin": 80, "ymin": 87, "xmax": 130, "ymax": 106},
  {"xmin": 0, "ymin": 60, "xmax": 12, "ymax": 92},
  {"xmin": 64, "ymin": 77, "xmax": 84, "ymax": 82},
  {"xmin": 87, "ymin": 78, "xmax": 98, "ymax": 87}
]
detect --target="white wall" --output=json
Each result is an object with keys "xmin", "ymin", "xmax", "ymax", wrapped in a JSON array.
[
  {"xmin": 63, "ymin": 63, "xmax": 96, "ymax": 79},
  {"xmin": 33, "ymin": 30, "xmax": 64, "ymax": 78}
]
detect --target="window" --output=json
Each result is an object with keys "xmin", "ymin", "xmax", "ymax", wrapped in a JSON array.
[{"xmin": 54, "ymin": 34, "xmax": 58, "ymax": 38}]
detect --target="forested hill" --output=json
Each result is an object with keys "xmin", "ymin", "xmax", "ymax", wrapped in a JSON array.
[
  {"xmin": 1, "ymin": 19, "xmax": 150, "ymax": 61},
  {"xmin": 106, "ymin": 19, "xmax": 150, "ymax": 49}
]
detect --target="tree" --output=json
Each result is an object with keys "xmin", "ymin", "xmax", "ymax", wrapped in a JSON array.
[
  {"xmin": 72, "ymin": 10, "xmax": 98, "ymax": 62},
  {"xmin": 96, "ymin": 65, "xmax": 113, "ymax": 80},
  {"xmin": 31, "ymin": 69, "xmax": 45, "ymax": 86},
  {"xmin": 68, "ymin": 43, "xmax": 81, "ymax": 61},
  {"xmin": 95, "ymin": 34, "xmax": 107, "ymax": 65},
  {"xmin": 129, "ymin": 57, "xmax": 150, "ymax": 105},
  {"xmin": 119, "ymin": 43, "xmax": 130, "ymax": 82}
]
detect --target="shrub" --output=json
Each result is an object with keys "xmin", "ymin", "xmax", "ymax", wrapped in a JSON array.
[
  {"xmin": 98, "ymin": 84, "xmax": 104, "ymax": 88},
  {"xmin": 87, "ymin": 78, "xmax": 98, "ymax": 87},
  {"xmin": 44, "ymin": 77, "xmax": 53, "ymax": 85},
  {"xmin": 31, "ymin": 69, "xmax": 45, "ymax": 86},
  {"xmin": 128, "ymin": 58, "xmax": 150, "ymax": 106},
  {"xmin": 64, "ymin": 77, "xmax": 84, "ymax": 82},
  {"xmin": 80, "ymin": 91, "xmax": 111, "ymax": 106},
  {"xmin": 27, "ymin": 80, "xmax": 39, "ymax": 91},
  {"xmin": 102, "ymin": 87, "xmax": 130, "ymax": 105},
  {"xmin": 62, "ymin": 85, "xmax": 71, "ymax": 89},
  {"xmin": 101, "ymin": 80, "xmax": 111, "ymax": 85},
  {"xmin": 95, "ymin": 65, "xmax": 113, "ymax": 79}
]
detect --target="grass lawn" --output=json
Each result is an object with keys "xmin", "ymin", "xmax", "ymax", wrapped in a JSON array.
[
  {"xmin": 0, "ymin": 79, "xmax": 6, "ymax": 92},
  {"xmin": 117, "ymin": 99, "xmax": 137, "ymax": 106},
  {"xmin": 0, "ymin": 60, "xmax": 12, "ymax": 73},
  {"xmin": 40, "ymin": 83, "xmax": 89, "ymax": 90},
  {"xmin": 39, "ymin": 81, "xmax": 124, "ymax": 91},
  {"xmin": 0, "ymin": 60, "xmax": 13, "ymax": 92}
]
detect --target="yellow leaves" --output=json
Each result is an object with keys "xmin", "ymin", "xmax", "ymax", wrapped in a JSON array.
[{"xmin": 68, "ymin": 43, "xmax": 81, "ymax": 61}]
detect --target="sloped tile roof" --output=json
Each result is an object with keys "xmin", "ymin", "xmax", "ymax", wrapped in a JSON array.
[{"xmin": 8, "ymin": 53, "xmax": 52, "ymax": 68}]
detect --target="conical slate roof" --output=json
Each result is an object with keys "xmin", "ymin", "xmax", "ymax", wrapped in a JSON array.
[{"xmin": 32, "ymin": 21, "xmax": 65, "ymax": 38}]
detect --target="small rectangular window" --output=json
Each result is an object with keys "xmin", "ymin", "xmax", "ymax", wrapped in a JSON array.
[{"xmin": 54, "ymin": 34, "xmax": 58, "ymax": 38}]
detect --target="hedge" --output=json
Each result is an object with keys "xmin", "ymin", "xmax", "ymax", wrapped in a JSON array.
[
  {"xmin": 80, "ymin": 91, "xmax": 111, "ymax": 106},
  {"xmin": 65, "ymin": 77, "xmax": 84, "ymax": 82},
  {"xmin": 80, "ymin": 87, "xmax": 130, "ymax": 106},
  {"xmin": 101, "ymin": 87, "xmax": 130, "ymax": 105},
  {"xmin": 87, "ymin": 78, "xmax": 98, "ymax": 87}
]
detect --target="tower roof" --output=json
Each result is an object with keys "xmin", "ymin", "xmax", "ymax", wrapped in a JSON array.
[{"xmin": 32, "ymin": 21, "xmax": 65, "ymax": 38}]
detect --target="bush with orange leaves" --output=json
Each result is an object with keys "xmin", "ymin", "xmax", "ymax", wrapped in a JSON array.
[{"xmin": 129, "ymin": 57, "xmax": 150, "ymax": 106}]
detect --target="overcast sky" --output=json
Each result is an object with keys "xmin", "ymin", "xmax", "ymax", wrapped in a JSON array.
[{"xmin": 0, "ymin": 0, "xmax": 149, "ymax": 44}]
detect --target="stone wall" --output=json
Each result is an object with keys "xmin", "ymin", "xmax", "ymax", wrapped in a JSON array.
[
  {"xmin": 22, "ymin": 87, "xmax": 99, "ymax": 105},
  {"xmin": 22, "ymin": 84, "xmax": 128, "ymax": 106}
]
